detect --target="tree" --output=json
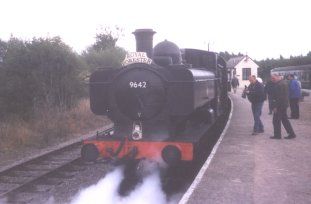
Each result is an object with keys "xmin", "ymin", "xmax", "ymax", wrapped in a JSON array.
[
  {"xmin": 0, "ymin": 36, "xmax": 87, "ymax": 120},
  {"xmin": 83, "ymin": 47, "xmax": 126, "ymax": 71},
  {"xmin": 219, "ymin": 51, "xmax": 244, "ymax": 61},
  {"xmin": 26, "ymin": 37, "xmax": 87, "ymax": 110},
  {"xmin": 0, "ymin": 39, "xmax": 7, "ymax": 63},
  {"xmin": 0, "ymin": 37, "xmax": 33, "ymax": 118},
  {"xmin": 0, "ymin": 39, "xmax": 8, "ymax": 114},
  {"xmin": 279, "ymin": 55, "xmax": 284, "ymax": 60},
  {"xmin": 82, "ymin": 27, "xmax": 126, "ymax": 74},
  {"xmin": 91, "ymin": 32, "xmax": 117, "ymax": 52},
  {"xmin": 88, "ymin": 26, "xmax": 123, "ymax": 52}
]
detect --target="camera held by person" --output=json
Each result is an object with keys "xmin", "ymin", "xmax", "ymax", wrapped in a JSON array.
[{"xmin": 242, "ymin": 85, "xmax": 248, "ymax": 98}]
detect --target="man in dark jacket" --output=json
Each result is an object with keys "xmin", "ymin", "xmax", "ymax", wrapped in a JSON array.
[
  {"xmin": 264, "ymin": 79, "xmax": 275, "ymax": 115},
  {"xmin": 270, "ymin": 74, "xmax": 296, "ymax": 139},
  {"xmin": 246, "ymin": 75, "xmax": 266, "ymax": 135}
]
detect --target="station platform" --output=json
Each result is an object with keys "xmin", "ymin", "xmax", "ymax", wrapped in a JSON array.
[{"xmin": 180, "ymin": 89, "xmax": 311, "ymax": 204}]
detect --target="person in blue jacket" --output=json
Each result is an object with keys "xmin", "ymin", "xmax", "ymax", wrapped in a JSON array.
[
  {"xmin": 246, "ymin": 75, "xmax": 266, "ymax": 135},
  {"xmin": 287, "ymin": 74, "xmax": 301, "ymax": 119}
]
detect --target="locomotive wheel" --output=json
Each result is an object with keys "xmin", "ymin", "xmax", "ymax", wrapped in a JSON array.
[
  {"xmin": 81, "ymin": 143, "xmax": 99, "ymax": 162},
  {"xmin": 161, "ymin": 145, "xmax": 181, "ymax": 165}
]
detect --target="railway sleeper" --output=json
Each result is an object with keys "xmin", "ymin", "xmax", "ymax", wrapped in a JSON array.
[
  {"xmin": 0, "ymin": 184, "xmax": 20, "ymax": 193},
  {"xmin": 25, "ymin": 164, "xmax": 60, "ymax": 170},
  {"xmin": 5, "ymin": 192, "xmax": 35, "ymax": 204},
  {"xmin": 39, "ymin": 160, "xmax": 68, "ymax": 165},
  {"xmin": 31, "ymin": 184, "xmax": 53, "ymax": 192},
  {"xmin": 50, "ymin": 172, "xmax": 75, "ymax": 179},
  {"xmin": 11, "ymin": 170, "xmax": 48, "ymax": 177},
  {"xmin": 0, "ymin": 176, "xmax": 30, "ymax": 184},
  {"xmin": 41, "ymin": 178, "xmax": 63, "ymax": 186}
]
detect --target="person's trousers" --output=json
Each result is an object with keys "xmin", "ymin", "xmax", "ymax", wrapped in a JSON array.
[
  {"xmin": 232, "ymin": 86, "xmax": 237, "ymax": 93},
  {"xmin": 251, "ymin": 102, "xmax": 264, "ymax": 132},
  {"xmin": 289, "ymin": 98, "xmax": 300, "ymax": 118},
  {"xmin": 268, "ymin": 96, "xmax": 273, "ymax": 113},
  {"xmin": 273, "ymin": 107, "xmax": 295, "ymax": 137}
]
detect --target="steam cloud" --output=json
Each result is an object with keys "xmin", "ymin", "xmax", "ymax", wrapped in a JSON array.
[
  {"xmin": 70, "ymin": 166, "xmax": 179, "ymax": 204},
  {"xmin": 70, "ymin": 168, "xmax": 123, "ymax": 204},
  {"xmin": 0, "ymin": 166, "xmax": 180, "ymax": 204}
]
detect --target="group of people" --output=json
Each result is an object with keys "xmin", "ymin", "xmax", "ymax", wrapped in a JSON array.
[
  {"xmin": 233, "ymin": 74, "xmax": 301, "ymax": 139},
  {"xmin": 265, "ymin": 74, "xmax": 301, "ymax": 119}
]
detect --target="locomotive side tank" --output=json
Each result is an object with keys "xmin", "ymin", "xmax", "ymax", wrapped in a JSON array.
[{"xmin": 83, "ymin": 29, "xmax": 228, "ymax": 164}]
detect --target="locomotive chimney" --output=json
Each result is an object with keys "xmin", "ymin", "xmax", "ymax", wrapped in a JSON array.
[{"xmin": 132, "ymin": 29, "xmax": 156, "ymax": 58}]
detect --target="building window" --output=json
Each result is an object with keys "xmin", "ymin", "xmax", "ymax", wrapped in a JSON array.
[{"xmin": 242, "ymin": 68, "xmax": 251, "ymax": 80}]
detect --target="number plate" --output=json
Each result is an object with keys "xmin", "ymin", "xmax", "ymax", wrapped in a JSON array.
[{"xmin": 129, "ymin": 81, "xmax": 147, "ymax": 88}]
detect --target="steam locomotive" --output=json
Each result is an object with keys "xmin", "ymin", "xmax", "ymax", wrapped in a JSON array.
[{"xmin": 81, "ymin": 29, "xmax": 229, "ymax": 165}]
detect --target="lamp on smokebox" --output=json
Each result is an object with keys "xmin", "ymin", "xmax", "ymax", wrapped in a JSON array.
[{"xmin": 132, "ymin": 121, "xmax": 142, "ymax": 140}]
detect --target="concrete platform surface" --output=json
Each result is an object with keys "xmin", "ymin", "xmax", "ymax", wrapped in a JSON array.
[{"xmin": 182, "ymin": 89, "xmax": 311, "ymax": 204}]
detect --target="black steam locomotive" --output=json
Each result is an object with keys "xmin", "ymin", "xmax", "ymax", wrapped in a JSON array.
[{"xmin": 81, "ymin": 29, "xmax": 229, "ymax": 165}]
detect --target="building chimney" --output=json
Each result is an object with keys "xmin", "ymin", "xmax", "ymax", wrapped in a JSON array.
[{"xmin": 132, "ymin": 29, "xmax": 156, "ymax": 58}]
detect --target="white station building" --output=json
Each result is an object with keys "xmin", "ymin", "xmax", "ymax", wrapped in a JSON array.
[{"xmin": 227, "ymin": 55, "xmax": 259, "ymax": 87}]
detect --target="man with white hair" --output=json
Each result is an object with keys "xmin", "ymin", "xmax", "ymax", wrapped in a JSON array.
[{"xmin": 270, "ymin": 74, "xmax": 296, "ymax": 139}]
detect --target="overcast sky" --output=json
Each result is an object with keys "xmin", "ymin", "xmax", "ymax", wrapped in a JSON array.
[{"xmin": 1, "ymin": 0, "xmax": 310, "ymax": 60}]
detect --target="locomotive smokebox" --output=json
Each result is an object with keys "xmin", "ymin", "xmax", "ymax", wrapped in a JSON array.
[{"xmin": 132, "ymin": 29, "xmax": 156, "ymax": 58}]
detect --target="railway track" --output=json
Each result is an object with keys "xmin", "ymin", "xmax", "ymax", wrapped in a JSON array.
[{"xmin": 0, "ymin": 127, "xmax": 113, "ymax": 204}]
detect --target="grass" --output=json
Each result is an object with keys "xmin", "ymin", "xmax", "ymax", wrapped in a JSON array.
[{"xmin": 0, "ymin": 98, "xmax": 110, "ymax": 154}]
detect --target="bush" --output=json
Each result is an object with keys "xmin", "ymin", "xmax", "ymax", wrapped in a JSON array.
[
  {"xmin": 0, "ymin": 37, "xmax": 87, "ymax": 120},
  {"xmin": 0, "ymin": 99, "xmax": 109, "ymax": 152}
]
